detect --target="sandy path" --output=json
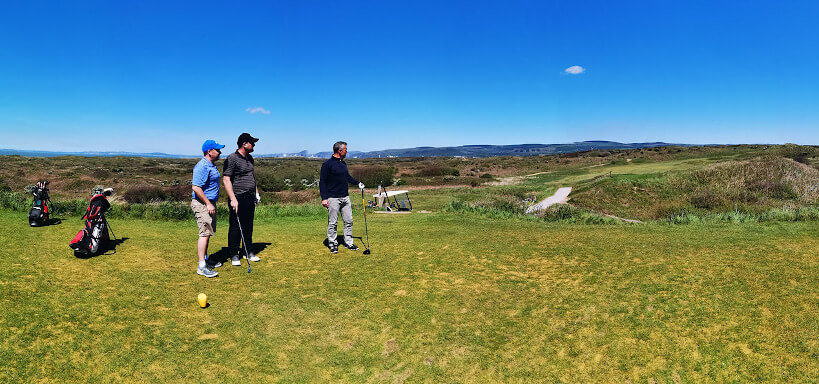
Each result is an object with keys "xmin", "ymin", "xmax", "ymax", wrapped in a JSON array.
[
  {"xmin": 526, "ymin": 187, "xmax": 572, "ymax": 213},
  {"xmin": 488, "ymin": 171, "xmax": 552, "ymax": 186}
]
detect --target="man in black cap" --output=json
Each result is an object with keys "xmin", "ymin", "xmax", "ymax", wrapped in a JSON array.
[{"xmin": 223, "ymin": 133, "xmax": 262, "ymax": 266}]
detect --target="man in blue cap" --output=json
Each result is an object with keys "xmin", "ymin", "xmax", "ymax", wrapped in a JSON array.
[{"xmin": 191, "ymin": 139, "xmax": 225, "ymax": 278}]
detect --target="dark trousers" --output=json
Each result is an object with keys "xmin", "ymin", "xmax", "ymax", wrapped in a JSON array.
[{"xmin": 228, "ymin": 193, "xmax": 255, "ymax": 256}]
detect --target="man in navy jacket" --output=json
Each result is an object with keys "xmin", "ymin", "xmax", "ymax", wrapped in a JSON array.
[{"xmin": 320, "ymin": 141, "xmax": 365, "ymax": 254}]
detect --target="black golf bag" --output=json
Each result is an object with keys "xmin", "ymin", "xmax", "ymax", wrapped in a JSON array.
[
  {"xmin": 28, "ymin": 181, "xmax": 52, "ymax": 226},
  {"xmin": 69, "ymin": 189, "xmax": 116, "ymax": 256}
]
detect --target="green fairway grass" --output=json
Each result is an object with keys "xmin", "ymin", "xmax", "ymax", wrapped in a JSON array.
[{"xmin": 1, "ymin": 209, "xmax": 817, "ymax": 382}]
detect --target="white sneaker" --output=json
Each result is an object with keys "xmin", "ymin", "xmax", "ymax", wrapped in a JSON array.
[
  {"xmin": 248, "ymin": 254, "xmax": 260, "ymax": 262},
  {"xmin": 231, "ymin": 255, "xmax": 241, "ymax": 266}
]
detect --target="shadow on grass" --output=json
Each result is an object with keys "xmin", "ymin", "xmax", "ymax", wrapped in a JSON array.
[
  {"xmin": 29, "ymin": 217, "xmax": 62, "ymax": 227},
  {"xmin": 207, "ymin": 242, "xmax": 272, "ymax": 264},
  {"xmin": 73, "ymin": 237, "xmax": 130, "ymax": 259}
]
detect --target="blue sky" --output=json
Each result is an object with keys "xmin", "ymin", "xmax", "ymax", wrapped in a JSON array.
[{"xmin": 1, "ymin": 1, "xmax": 817, "ymax": 155}]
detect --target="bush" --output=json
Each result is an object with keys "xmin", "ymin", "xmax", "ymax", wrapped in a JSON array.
[
  {"xmin": 91, "ymin": 168, "xmax": 112, "ymax": 179},
  {"xmin": 416, "ymin": 166, "xmax": 459, "ymax": 177},
  {"xmin": 256, "ymin": 170, "xmax": 288, "ymax": 192},
  {"xmin": 0, "ymin": 191, "xmax": 28, "ymax": 211},
  {"xmin": 350, "ymin": 165, "xmax": 396, "ymax": 187},
  {"xmin": 690, "ymin": 190, "xmax": 722, "ymax": 209},
  {"xmin": 123, "ymin": 185, "xmax": 189, "ymax": 203},
  {"xmin": 271, "ymin": 190, "xmax": 318, "ymax": 204},
  {"xmin": 539, "ymin": 204, "xmax": 622, "ymax": 224}
]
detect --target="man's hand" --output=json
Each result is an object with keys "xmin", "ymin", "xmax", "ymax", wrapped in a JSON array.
[
  {"xmin": 255, "ymin": 192, "xmax": 261, "ymax": 204},
  {"xmin": 206, "ymin": 202, "xmax": 216, "ymax": 215},
  {"xmin": 231, "ymin": 199, "xmax": 239, "ymax": 212},
  {"xmin": 358, "ymin": 182, "xmax": 365, "ymax": 190},
  {"xmin": 321, "ymin": 199, "xmax": 329, "ymax": 208}
]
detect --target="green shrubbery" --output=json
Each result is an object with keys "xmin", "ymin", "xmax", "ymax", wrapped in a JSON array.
[
  {"xmin": 659, "ymin": 206, "xmax": 819, "ymax": 224},
  {"xmin": 417, "ymin": 165, "xmax": 459, "ymax": 177},
  {"xmin": 443, "ymin": 199, "xmax": 622, "ymax": 224},
  {"xmin": 0, "ymin": 191, "xmax": 324, "ymax": 221},
  {"xmin": 349, "ymin": 165, "xmax": 396, "ymax": 187},
  {"xmin": 123, "ymin": 185, "xmax": 190, "ymax": 203}
]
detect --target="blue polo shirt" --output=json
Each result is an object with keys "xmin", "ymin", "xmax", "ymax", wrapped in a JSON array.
[{"xmin": 192, "ymin": 157, "xmax": 220, "ymax": 202}]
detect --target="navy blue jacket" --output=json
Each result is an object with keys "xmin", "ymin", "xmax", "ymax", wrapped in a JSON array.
[{"xmin": 319, "ymin": 156, "xmax": 360, "ymax": 200}]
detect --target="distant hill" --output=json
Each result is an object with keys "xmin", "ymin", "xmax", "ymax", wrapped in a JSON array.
[
  {"xmin": 297, "ymin": 141, "xmax": 688, "ymax": 158},
  {"xmin": 1, "ymin": 141, "xmax": 688, "ymax": 159},
  {"xmin": 0, "ymin": 149, "xmax": 193, "ymax": 158}
]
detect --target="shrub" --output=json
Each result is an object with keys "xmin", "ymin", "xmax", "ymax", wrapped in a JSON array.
[
  {"xmin": 272, "ymin": 190, "xmax": 319, "ymax": 204},
  {"xmin": 0, "ymin": 191, "xmax": 28, "ymax": 211},
  {"xmin": 123, "ymin": 185, "xmax": 189, "ymax": 203},
  {"xmin": 539, "ymin": 204, "xmax": 622, "ymax": 224},
  {"xmin": 91, "ymin": 168, "xmax": 112, "ymax": 179},
  {"xmin": 690, "ymin": 190, "xmax": 722, "ymax": 209},
  {"xmin": 350, "ymin": 165, "xmax": 396, "ymax": 187},
  {"xmin": 416, "ymin": 166, "xmax": 459, "ymax": 177},
  {"xmin": 257, "ymin": 173, "xmax": 288, "ymax": 192}
]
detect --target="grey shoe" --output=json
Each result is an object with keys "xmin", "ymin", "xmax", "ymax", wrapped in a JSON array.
[
  {"xmin": 197, "ymin": 266, "xmax": 218, "ymax": 278},
  {"xmin": 231, "ymin": 255, "xmax": 242, "ymax": 266},
  {"xmin": 205, "ymin": 255, "xmax": 222, "ymax": 268},
  {"xmin": 329, "ymin": 244, "xmax": 338, "ymax": 254}
]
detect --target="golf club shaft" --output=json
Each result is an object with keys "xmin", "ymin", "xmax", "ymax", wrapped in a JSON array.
[
  {"xmin": 360, "ymin": 189, "xmax": 370, "ymax": 250},
  {"xmin": 234, "ymin": 205, "xmax": 252, "ymax": 272}
]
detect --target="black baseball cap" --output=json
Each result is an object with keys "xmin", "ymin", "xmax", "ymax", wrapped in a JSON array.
[{"xmin": 237, "ymin": 132, "xmax": 259, "ymax": 147}]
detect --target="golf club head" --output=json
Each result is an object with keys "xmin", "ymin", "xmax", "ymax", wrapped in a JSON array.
[{"xmin": 363, "ymin": 248, "xmax": 371, "ymax": 255}]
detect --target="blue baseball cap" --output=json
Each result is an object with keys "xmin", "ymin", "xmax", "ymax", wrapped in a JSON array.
[{"xmin": 202, "ymin": 140, "xmax": 225, "ymax": 153}]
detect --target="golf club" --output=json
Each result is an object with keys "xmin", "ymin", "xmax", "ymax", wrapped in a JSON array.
[
  {"xmin": 360, "ymin": 188, "xmax": 371, "ymax": 254},
  {"xmin": 234, "ymin": 205, "xmax": 252, "ymax": 273}
]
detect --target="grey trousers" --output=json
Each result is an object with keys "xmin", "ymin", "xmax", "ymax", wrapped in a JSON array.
[
  {"xmin": 327, "ymin": 196, "xmax": 353, "ymax": 247},
  {"xmin": 327, "ymin": 196, "xmax": 353, "ymax": 246}
]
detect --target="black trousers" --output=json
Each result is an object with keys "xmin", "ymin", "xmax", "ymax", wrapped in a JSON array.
[{"xmin": 228, "ymin": 193, "xmax": 255, "ymax": 256}]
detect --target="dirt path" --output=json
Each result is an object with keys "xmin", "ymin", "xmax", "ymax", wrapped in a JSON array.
[
  {"xmin": 489, "ymin": 171, "xmax": 552, "ymax": 186},
  {"xmin": 526, "ymin": 187, "xmax": 572, "ymax": 213},
  {"xmin": 603, "ymin": 214, "xmax": 644, "ymax": 223}
]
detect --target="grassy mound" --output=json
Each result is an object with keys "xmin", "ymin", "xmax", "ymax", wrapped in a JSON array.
[{"xmin": 571, "ymin": 157, "xmax": 819, "ymax": 221}]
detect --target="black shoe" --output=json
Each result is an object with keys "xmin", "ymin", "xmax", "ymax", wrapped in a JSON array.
[
  {"xmin": 329, "ymin": 244, "xmax": 338, "ymax": 254},
  {"xmin": 345, "ymin": 244, "xmax": 359, "ymax": 251}
]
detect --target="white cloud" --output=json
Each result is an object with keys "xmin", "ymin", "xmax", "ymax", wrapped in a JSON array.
[
  {"xmin": 564, "ymin": 65, "xmax": 585, "ymax": 75},
  {"xmin": 246, "ymin": 107, "xmax": 270, "ymax": 115}
]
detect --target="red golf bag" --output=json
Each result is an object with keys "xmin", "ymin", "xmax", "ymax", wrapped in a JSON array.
[{"xmin": 70, "ymin": 189, "xmax": 115, "ymax": 256}]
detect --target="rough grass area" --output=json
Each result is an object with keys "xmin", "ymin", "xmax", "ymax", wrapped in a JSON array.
[
  {"xmin": 570, "ymin": 157, "xmax": 819, "ymax": 221},
  {"xmin": 1, "ymin": 210, "xmax": 816, "ymax": 382},
  {"xmin": 0, "ymin": 191, "xmax": 325, "ymax": 221},
  {"xmin": 4, "ymin": 144, "xmax": 814, "ymax": 201}
]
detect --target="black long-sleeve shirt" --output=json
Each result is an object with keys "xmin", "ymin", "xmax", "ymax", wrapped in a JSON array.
[{"xmin": 319, "ymin": 156, "xmax": 359, "ymax": 200}]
